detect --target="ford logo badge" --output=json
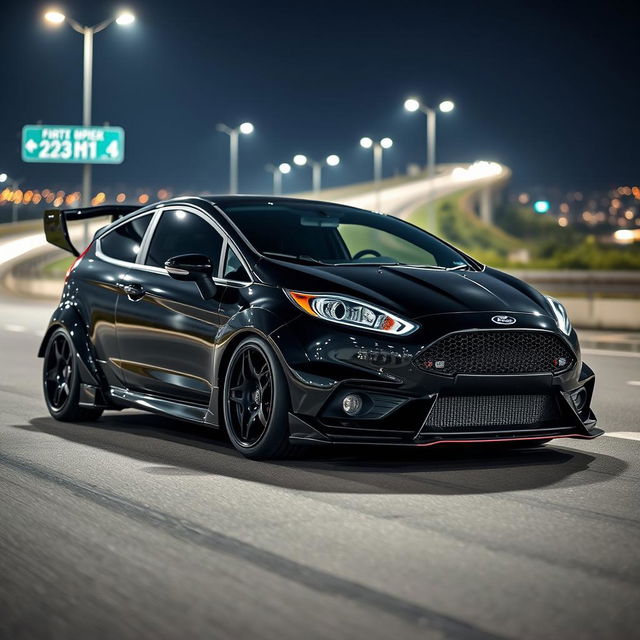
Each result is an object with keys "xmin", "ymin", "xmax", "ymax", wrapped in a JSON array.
[{"xmin": 492, "ymin": 315, "xmax": 516, "ymax": 325}]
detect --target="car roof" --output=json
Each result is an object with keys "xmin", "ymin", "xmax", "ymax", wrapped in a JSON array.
[{"xmin": 179, "ymin": 194, "xmax": 373, "ymax": 213}]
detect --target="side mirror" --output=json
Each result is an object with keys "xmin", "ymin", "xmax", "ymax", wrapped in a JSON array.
[{"xmin": 165, "ymin": 253, "xmax": 217, "ymax": 299}]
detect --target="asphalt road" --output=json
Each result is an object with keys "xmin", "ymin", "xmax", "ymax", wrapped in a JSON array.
[{"xmin": 1, "ymin": 296, "xmax": 639, "ymax": 640}]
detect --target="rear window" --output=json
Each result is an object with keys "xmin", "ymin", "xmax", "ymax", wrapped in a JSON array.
[{"xmin": 100, "ymin": 213, "xmax": 153, "ymax": 263}]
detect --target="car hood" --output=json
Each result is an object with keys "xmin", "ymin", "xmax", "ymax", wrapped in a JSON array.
[{"xmin": 255, "ymin": 260, "xmax": 553, "ymax": 320}]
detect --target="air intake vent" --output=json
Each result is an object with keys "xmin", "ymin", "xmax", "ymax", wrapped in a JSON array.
[
  {"xmin": 414, "ymin": 330, "xmax": 574, "ymax": 376},
  {"xmin": 423, "ymin": 394, "xmax": 561, "ymax": 431}
]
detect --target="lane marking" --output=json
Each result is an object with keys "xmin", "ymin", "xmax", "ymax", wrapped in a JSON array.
[
  {"xmin": 4, "ymin": 324, "xmax": 26, "ymax": 333},
  {"xmin": 582, "ymin": 348, "xmax": 640, "ymax": 358},
  {"xmin": 627, "ymin": 381, "xmax": 640, "ymax": 386},
  {"xmin": 605, "ymin": 432, "xmax": 640, "ymax": 441}
]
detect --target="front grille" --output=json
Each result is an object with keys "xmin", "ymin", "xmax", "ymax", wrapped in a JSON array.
[
  {"xmin": 414, "ymin": 330, "xmax": 574, "ymax": 376},
  {"xmin": 423, "ymin": 394, "xmax": 561, "ymax": 431}
]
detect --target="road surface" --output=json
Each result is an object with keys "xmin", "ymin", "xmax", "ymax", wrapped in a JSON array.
[{"xmin": 0, "ymin": 295, "xmax": 639, "ymax": 640}]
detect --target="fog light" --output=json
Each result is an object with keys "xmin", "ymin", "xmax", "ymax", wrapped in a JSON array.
[{"xmin": 342, "ymin": 393, "xmax": 363, "ymax": 416}]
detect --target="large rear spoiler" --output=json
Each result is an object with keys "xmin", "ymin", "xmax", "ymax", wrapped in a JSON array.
[{"xmin": 43, "ymin": 205, "xmax": 139, "ymax": 256}]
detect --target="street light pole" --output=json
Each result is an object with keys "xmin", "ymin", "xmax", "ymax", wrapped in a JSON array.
[
  {"xmin": 293, "ymin": 154, "xmax": 340, "ymax": 194},
  {"xmin": 265, "ymin": 163, "xmax": 291, "ymax": 195},
  {"xmin": 82, "ymin": 26, "xmax": 93, "ymax": 211},
  {"xmin": 44, "ymin": 9, "xmax": 135, "ymax": 246},
  {"xmin": 312, "ymin": 162, "xmax": 322, "ymax": 194},
  {"xmin": 426, "ymin": 107, "xmax": 436, "ymax": 182},
  {"xmin": 360, "ymin": 137, "xmax": 393, "ymax": 211},
  {"xmin": 404, "ymin": 98, "xmax": 454, "ymax": 232},
  {"xmin": 217, "ymin": 122, "xmax": 254, "ymax": 194}
]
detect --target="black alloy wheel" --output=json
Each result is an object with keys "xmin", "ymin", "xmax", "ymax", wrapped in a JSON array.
[
  {"xmin": 43, "ymin": 328, "xmax": 103, "ymax": 422},
  {"xmin": 223, "ymin": 336, "xmax": 298, "ymax": 459}
]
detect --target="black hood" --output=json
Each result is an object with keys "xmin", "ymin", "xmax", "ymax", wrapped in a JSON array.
[{"xmin": 255, "ymin": 259, "xmax": 552, "ymax": 320}]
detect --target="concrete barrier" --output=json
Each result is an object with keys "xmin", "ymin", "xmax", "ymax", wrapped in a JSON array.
[{"xmin": 561, "ymin": 298, "xmax": 640, "ymax": 331}]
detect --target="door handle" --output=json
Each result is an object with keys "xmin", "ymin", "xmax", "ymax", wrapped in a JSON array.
[{"xmin": 123, "ymin": 283, "xmax": 145, "ymax": 301}]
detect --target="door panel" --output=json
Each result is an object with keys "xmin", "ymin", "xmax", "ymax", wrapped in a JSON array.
[
  {"xmin": 115, "ymin": 207, "xmax": 226, "ymax": 404},
  {"xmin": 116, "ymin": 270, "xmax": 224, "ymax": 404},
  {"xmin": 85, "ymin": 212, "xmax": 154, "ymax": 387}
]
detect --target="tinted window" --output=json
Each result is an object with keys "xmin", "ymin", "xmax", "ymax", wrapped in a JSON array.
[
  {"xmin": 223, "ymin": 246, "xmax": 250, "ymax": 281},
  {"xmin": 145, "ymin": 210, "xmax": 223, "ymax": 269},
  {"xmin": 222, "ymin": 203, "xmax": 469, "ymax": 268},
  {"xmin": 100, "ymin": 213, "xmax": 152, "ymax": 263}
]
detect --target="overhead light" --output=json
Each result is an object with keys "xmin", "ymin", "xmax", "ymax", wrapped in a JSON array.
[
  {"xmin": 359, "ymin": 137, "xmax": 373, "ymax": 149},
  {"xmin": 44, "ymin": 10, "xmax": 66, "ymax": 24},
  {"xmin": 116, "ymin": 12, "xmax": 135, "ymax": 26},
  {"xmin": 278, "ymin": 162, "xmax": 291, "ymax": 174},
  {"xmin": 239, "ymin": 122, "xmax": 254, "ymax": 135},
  {"xmin": 404, "ymin": 98, "xmax": 421, "ymax": 112},
  {"xmin": 380, "ymin": 137, "xmax": 393, "ymax": 149},
  {"xmin": 293, "ymin": 154, "xmax": 307, "ymax": 166},
  {"xmin": 326, "ymin": 154, "xmax": 340, "ymax": 166},
  {"xmin": 439, "ymin": 100, "xmax": 455, "ymax": 113}
]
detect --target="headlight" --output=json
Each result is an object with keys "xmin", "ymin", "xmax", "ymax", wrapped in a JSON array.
[
  {"xmin": 287, "ymin": 291, "xmax": 417, "ymax": 335},
  {"xmin": 546, "ymin": 296, "xmax": 572, "ymax": 336}
]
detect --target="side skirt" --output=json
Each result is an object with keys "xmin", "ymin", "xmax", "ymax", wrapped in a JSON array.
[{"xmin": 109, "ymin": 387, "xmax": 218, "ymax": 426}]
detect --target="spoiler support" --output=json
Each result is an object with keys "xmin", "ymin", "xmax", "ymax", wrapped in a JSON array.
[{"xmin": 43, "ymin": 205, "xmax": 139, "ymax": 256}]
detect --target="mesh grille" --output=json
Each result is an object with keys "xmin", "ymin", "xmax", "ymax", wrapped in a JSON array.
[
  {"xmin": 414, "ymin": 330, "xmax": 574, "ymax": 376},
  {"xmin": 424, "ymin": 394, "xmax": 560, "ymax": 431}
]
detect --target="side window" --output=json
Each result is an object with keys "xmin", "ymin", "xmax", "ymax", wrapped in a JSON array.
[
  {"xmin": 145, "ymin": 210, "xmax": 223, "ymax": 270},
  {"xmin": 223, "ymin": 246, "xmax": 250, "ymax": 282},
  {"xmin": 100, "ymin": 213, "xmax": 153, "ymax": 263}
]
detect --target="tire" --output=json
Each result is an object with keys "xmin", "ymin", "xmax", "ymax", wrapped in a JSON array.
[
  {"xmin": 222, "ymin": 336, "xmax": 299, "ymax": 460},
  {"xmin": 42, "ymin": 327, "xmax": 103, "ymax": 422}
]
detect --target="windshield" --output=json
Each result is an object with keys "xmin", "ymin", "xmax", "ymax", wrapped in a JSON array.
[{"xmin": 221, "ymin": 202, "xmax": 472, "ymax": 269}]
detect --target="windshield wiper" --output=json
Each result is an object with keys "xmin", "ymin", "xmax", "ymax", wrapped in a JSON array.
[
  {"xmin": 262, "ymin": 251, "xmax": 326, "ymax": 265},
  {"xmin": 446, "ymin": 264, "xmax": 473, "ymax": 271}
]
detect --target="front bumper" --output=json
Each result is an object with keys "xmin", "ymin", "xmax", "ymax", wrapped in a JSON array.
[{"xmin": 271, "ymin": 311, "xmax": 602, "ymax": 447}]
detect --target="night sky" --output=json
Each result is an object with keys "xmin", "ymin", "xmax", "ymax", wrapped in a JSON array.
[{"xmin": 1, "ymin": 0, "xmax": 638, "ymax": 196}]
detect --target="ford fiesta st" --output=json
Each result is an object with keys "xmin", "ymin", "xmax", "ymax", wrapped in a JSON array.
[{"xmin": 39, "ymin": 196, "xmax": 601, "ymax": 459}]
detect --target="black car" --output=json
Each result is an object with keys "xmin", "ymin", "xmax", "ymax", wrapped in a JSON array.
[{"xmin": 39, "ymin": 196, "xmax": 601, "ymax": 459}]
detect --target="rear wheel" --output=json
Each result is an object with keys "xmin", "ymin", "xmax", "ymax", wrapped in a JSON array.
[
  {"xmin": 222, "ymin": 336, "xmax": 299, "ymax": 460},
  {"xmin": 43, "ymin": 328, "xmax": 103, "ymax": 422}
]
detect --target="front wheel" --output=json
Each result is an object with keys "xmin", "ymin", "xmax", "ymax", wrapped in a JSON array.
[
  {"xmin": 222, "ymin": 336, "xmax": 298, "ymax": 460},
  {"xmin": 43, "ymin": 327, "xmax": 103, "ymax": 422}
]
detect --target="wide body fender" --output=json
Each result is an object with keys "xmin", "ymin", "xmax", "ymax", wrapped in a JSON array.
[
  {"xmin": 207, "ymin": 306, "xmax": 387, "ymax": 428},
  {"xmin": 38, "ymin": 303, "xmax": 106, "ymax": 392}
]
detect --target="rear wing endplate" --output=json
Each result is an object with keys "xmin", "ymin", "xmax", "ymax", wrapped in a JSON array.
[{"xmin": 43, "ymin": 205, "xmax": 139, "ymax": 256}]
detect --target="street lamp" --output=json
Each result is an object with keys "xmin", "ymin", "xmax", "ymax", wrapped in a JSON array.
[
  {"xmin": 44, "ymin": 8, "xmax": 135, "ymax": 244},
  {"xmin": 265, "ymin": 162, "xmax": 291, "ymax": 195},
  {"xmin": 360, "ymin": 137, "xmax": 393, "ymax": 211},
  {"xmin": 216, "ymin": 122, "xmax": 254, "ymax": 194},
  {"xmin": 404, "ymin": 97, "xmax": 454, "ymax": 229},
  {"xmin": 292, "ymin": 154, "xmax": 341, "ymax": 194},
  {"xmin": 0, "ymin": 172, "xmax": 20, "ymax": 223}
]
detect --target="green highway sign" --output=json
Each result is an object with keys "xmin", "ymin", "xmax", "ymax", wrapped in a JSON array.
[{"xmin": 21, "ymin": 125, "xmax": 125, "ymax": 164}]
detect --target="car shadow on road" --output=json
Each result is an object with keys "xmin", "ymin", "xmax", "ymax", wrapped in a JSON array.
[{"xmin": 18, "ymin": 412, "xmax": 627, "ymax": 496}]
